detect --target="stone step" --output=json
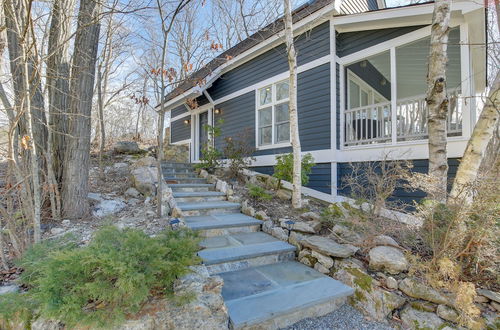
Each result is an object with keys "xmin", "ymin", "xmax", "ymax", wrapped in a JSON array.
[
  {"xmin": 161, "ymin": 162, "xmax": 194, "ymax": 170},
  {"xmin": 177, "ymin": 201, "xmax": 240, "ymax": 216},
  {"xmin": 173, "ymin": 191, "xmax": 227, "ymax": 203},
  {"xmin": 185, "ymin": 213, "xmax": 263, "ymax": 237},
  {"xmin": 164, "ymin": 177, "xmax": 207, "ymax": 184},
  {"xmin": 169, "ymin": 183, "xmax": 214, "ymax": 192},
  {"xmin": 220, "ymin": 261, "xmax": 353, "ymax": 329},
  {"xmin": 162, "ymin": 171, "xmax": 198, "ymax": 178},
  {"xmin": 198, "ymin": 232, "xmax": 296, "ymax": 274}
]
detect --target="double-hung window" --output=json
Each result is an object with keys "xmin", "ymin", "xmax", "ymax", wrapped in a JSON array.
[{"xmin": 257, "ymin": 80, "xmax": 290, "ymax": 148}]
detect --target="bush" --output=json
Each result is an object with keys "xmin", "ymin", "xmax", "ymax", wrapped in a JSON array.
[
  {"xmin": 3, "ymin": 226, "xmax": 200, "ymax": 327},
  {"xmin": 223, "ymin": 128, "xmax": 255, "ymax": 180},
  {"xmin": 246, "ymin": 183, "xmax": 272, "ymax": 201},
  {"xmin": 195, "ymin": 120, "xmax": 224, "ymax": 173},
  {"xmin": 273, "ymin": 153, "xmax": 315, "ymax": 189}
]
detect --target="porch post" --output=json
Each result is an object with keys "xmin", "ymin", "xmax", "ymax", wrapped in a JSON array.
[
  {"xmin": 460, "ymin": 23, "xmax": 472, "ymax": 139},
  {"xmin": 330, "ymin": 18, "xmax": 338, "ymax": 197},
  {"xmin": 339, "ymin": 63, "xmax": 345, "ymax": 149},
  {"xmin": 390, "ymin": 47, "xmax": 397, "ymax": 144}
]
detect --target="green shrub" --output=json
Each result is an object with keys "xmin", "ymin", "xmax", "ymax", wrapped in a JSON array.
[
  {"xmin": 320, "ymin": 203, "xmax": 345, "ymax": 228},
  {"xmin": 246, "ymin": 183, "xmax": 272, "ymax": 201},
  {"xmin": 195, "ymin": 120, "xmax": 224, "ymax": 173},
  {"xmin": 8, "ymin": 226, "xmax": 200, "ymax": 328},
  {"xmin": 273, "ymin": 153, "xmax": 315, "ymax": 189},
  {"xmin": 223, "ymin": 128, "xmax": 255, "ymax": 180}
]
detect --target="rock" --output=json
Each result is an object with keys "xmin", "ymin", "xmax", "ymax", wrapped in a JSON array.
[
  {"xmin": 0, "ymin": 284, "xmax": 19, "ymax": 295},
  {"xmin": 299, "ymin": 256, "xmax": 314, "ymax": 267},
  {"xmin": 88, "ymin": 192, "xmax": 103, "ymax": 202},
  {"xmin": 372, "ymin": 235, "xmax": 400, "ymax": 247},
  {"xmin": 474, "ymin": 295, "xmax": 489, "ymax": 303},
  {"xmin": 300, "ymin": 211, "xmax": 321, "ymax": 222},
  {"xmin": 400, "ymin": 306, "xmax": 445, "ymax": 330},
  {"xmin": 50, "ymin": 227, "xmax": 64, "ymax": 235},
  {"xmin": 302, "ymin": 198, "xmax": 310, "ymax": 207},
  {"xmin": 368, "ymin": 246, "xmax": 408, "ymax": 274},
  {"xmin": 61, "ymin": 219, "xmax": 71, "ymax": 227},
  {"xmin": 410, "ymin": 300, "xmax": 437, "ymax": 313},
  {"xmin": 262, "ymin": 220, "xmax": 274, "ymax": 234},
  {"xmin": 477, "ymin": 289, "xmax": 500, "ymax": 303},
  {"xmin": 290, "ymin": 221, "xmax": 319, "ymax": 234},
  {"xmin": 298, "ymin": 249, "xmax": 312, "ymax": 260},
  {"xmin": 133, "ymin": 156, "xmax": 156, "ymax": 168},
  {"xmin": 311, "ymin": 250, "xmax": 334, "ymax": 269},
  {"xmin": 113, "ymin": 141, "xmax": 141, "ymax": 154},
  {"xmin": 131, "ymin": 166, "xmax": 158, "ymax": 196},
  {"xmin": 399, "ymin": 278, "xmax": 450, "ymax": 305},
  {"xmin": 437, "ymin": 304, "xmax": 459, "ymax": 323},
  {"xmin": 301, "ymin": 236, "xmax": 358, "ymax": 258},
  {"xmin": 93, "ymin": 199, "xmax": 126, "ymax": 217},
  {"xmin": 491, "ymin": 301, "xmax": 500, "ymax": 312},
  {"xmin": 331, "ymin": 259, "xmax": 406, "ymax": 322},
  {"xmin": 288, "ymin": 231, "xmax": 309, "ymax": 248},
  {"xmin": 331, "ymin": 224, "xmax": 362, "ymax": 244},
  {"xmin": 227, "ymin": 195, "xmax": 240, "ymax": 203},
  {"xmin": 199, "ymin": 169, "xmax": 209, "ymax": 178},
  {"xmin": 113, "ymin": 162, "xmax": 129, "ymax": 174},
  {"xmin": 255, "ymin": 210, "xmax": 270, "ymax": 221},
  {"xmin": 265, "ymin": 176, "xmax": 279, "ymax": 190},
  {"xmin": 216, "ymin": 180, "xmax": 228, "ymax": 194},
  {"xmin": 271, "ymin": 227, "xmax": 288, "ymax": 241},
  {"xmin": 241, "ymin": 201, "xmax": 255, "ymax": 217},
  {"xmin": 385, "ymin": 276, "xmax": 398, "ymax": 290},
  {"xmin": 276, "ymin": 189, "xmax": 292, "ymax": 201},
  {"xmin": 125, "ymin": 187, "xmax": 141, "ymax": 198},
  {"xmin": 314, "ymin": 262, "xmax": 330, "ymax": 274}
]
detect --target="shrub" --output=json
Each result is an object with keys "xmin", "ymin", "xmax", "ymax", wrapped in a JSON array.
[
  {"xmin": 195, "ymin": 119, "xmax": 224, "ymax": 173},
  {"xmin": 246, "ymin": 183, "xmax": 272, "ymax": 201},
  {"xmin": 223, "ymin": 128, "xmax": 255, "ymax": 180},
  {"xmin": 273, "ymin": 153, "xmax": 315, "ymax": 189},
  {"xmin": 5, "ymin": 226, "xmax": 200, "ymax": 327}
]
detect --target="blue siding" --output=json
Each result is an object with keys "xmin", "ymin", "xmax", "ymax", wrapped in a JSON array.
[
  {"xmin": 171, "ymin": 104, "xmax": 187, "ymax": 118},
  {"xmin": 336, "ymin": 26, "xmax": 426, "ymax": 57},
  {"xmin": 214, "ymin": 64, "xmax": 331, "ymax": 156},
  {"xmin": 337, "ymin": 159, "xmax": 461, "ymax": 208},
  {"xmin": 171, "ymin": 115, "xmax": 191, "ymax": 143},
  {"xmin": 252, "ymin": 163, "xmax": 332, "ymax": 194},
  {"xmin": 207, "ymin": 22, "xmax": 330, "ymax": 100}
]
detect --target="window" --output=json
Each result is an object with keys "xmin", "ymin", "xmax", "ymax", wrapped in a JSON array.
[{"xmin": 257, "ymin": 80, "xmax": 290, "ymax": 147}]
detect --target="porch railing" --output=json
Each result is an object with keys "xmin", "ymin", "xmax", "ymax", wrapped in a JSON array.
[{"xmin": 344, "ymin": 90, "xmax": 463, "ymax": 147}]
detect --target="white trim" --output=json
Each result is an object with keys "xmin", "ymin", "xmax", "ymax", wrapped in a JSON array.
[
  {"xmin": 339, "ymin": 63, "xmax": 345, "ymax": 149},
  {"xmin": 459, "ymin": 22, "xmax": 472, "ymax": 138},
  {"xmin": 346, "ymin": 70, "xmax": 388, "ymax": 109},
  {"xmin": 214, "ymin": 55, "xmax": 331, "ymax": 106},
  {"xmin": 170, "ymin": 138, "xmax": 191, "ymax": 146},
  {"xmin": 331, "ymin": 161, "xmax": 337, "ymax": 196},
  {"xmin": 390, "ymin": 47, "xmax": 397, "ymax": 145},
  {"xmin": 330, "ymin": 18, "xmax": 337, "ymax": 157}
]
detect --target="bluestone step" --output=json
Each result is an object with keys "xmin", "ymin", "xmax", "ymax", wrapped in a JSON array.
[
  {"xmin": 169, "ymin": 183, "xmax": 214, "ymax": 192},
  {"xmin": 173, "ymin": 191, "xmax": 227, "ymax": 203},
  {"xmin": 178, "ymin": 201, "xmax": 240, "ymax": 216},
  {"xmin": 164, "ymin": 177, "xmax": 207, "ymax": 184},
  {"xmin": 220, "ymin": 261, "xmax": 354, "ymax": 329},
  {"xmin": 185, "ymin": 214, "xmax": 263, "ymax": 237}
]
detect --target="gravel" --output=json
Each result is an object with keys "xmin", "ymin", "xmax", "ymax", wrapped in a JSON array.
[{"xmin": 282, "ymin": 304, "xmax": 396, "ymax": 330}]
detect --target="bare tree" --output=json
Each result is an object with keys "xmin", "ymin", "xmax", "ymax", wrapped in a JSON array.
[
  {"xmin": 426, "ymin": 0, "xmax": 452, "ymax": 203},
  {"xmin": 283, "ymin": 0, "xmax": 301, "ymax": 208}
]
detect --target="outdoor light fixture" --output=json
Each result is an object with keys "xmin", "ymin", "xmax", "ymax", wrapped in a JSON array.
[
  {"xmin": 214, "ymin": 108, "xmax": 221, "ymax": 114},
  {"xmin": 284, "ymin": 219, "xmax": 295, "ymax": 238},
  {"xmin": 183, "ymin": 119, "xmax": 190, "ymax": 125},
  {"xmin": 360, "ymin": 60, "xmax": 367, "ymax": 68},
  {"xmin": 380, "ymin": 78, "xmax": 387, "ymax": 86},
  {"xmin": 170, "ymin": 218, "xmax": 181, "ymax": 230}
]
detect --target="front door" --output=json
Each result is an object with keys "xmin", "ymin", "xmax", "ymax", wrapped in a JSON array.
[{"xmin": 198, "ymin": 111, "xmax": 209, "ymax": 159}]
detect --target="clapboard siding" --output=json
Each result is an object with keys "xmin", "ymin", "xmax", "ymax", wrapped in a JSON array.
[
  {"xmin": 171, "ymin": 105, "xmax": 187, "ymax": 118},
  {"xmin": 336, "ymin": 25, "xmax": 426, "ymax": 57},
  {"xmin": 337, "ymin": 159, "xmax": 460, "ymax": 208},
  {"xmin": 171, "ymin": 115, "xmax": 191, "ymax": 143},
  {"xmin": 207, "ymin": 22, "xmax": 330, "ymax": 100},
  {"xmin": 214, "ymin": 64, "xmax": 330, "ymax": 156},
  {"xmin": 340, "ymin": 0, "xmax": 379, "ymax": 14},
  {"xmin": 252, "ymin": 163, "xmax": 332, "ymax": 194}
]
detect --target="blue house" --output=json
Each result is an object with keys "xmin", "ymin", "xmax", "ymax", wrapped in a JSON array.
[{"xmin": 162, "ymin": 0, "xmax": 486, "ymax": 204}]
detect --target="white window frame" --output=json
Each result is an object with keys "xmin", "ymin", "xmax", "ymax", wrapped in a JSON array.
[
  {"xmin": 255, "ymin": 79, "xmax": 292, "ymax": 150},
  {"xmin": 347, "ymin": 70, "xmax": 388, "ymax": 110}
]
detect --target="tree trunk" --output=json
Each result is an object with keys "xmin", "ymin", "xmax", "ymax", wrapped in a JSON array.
[
  {"xmin": 62, "ymin": 0, "xmax": 102, "ymax": 218},
  {"xmin": 426, "ymin": 0, "xmax": 452, "ymax": 203},
  {"xmin": 283, "ymin": 0, "xmax": 302, "ymax": 208},
  {"xmin": 47, "ymin": 0, "xmax": 75, "ymax": 184}
]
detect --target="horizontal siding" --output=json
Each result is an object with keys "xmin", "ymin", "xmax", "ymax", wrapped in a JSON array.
[
  {"xmin": 252, "ymin": 162, "xmax": 332, "ymax": 194},
  {"xmin": 207, "ymin": 22, "xmax": 330, "ymax": 100},
  {"xmin": 214, "ymin": 64, "xmax": 330, "ymax": 156},
  {"xmin": 336, "ymin": 26, "xmax": 426, "ymax": 57},
  {"xmin": 337, "ymin": 158, "xmax": 460, "ymax": 209},
  {"xmin": 171, "ymin": 115, "xmax": 191, "ymax": 143},
  {"xmin": 171, "ymin": 105, "xmax": 187, "ymax": 118}
]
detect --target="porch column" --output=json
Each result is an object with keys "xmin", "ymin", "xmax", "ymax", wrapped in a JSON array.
[
  {"xmin": 390, "ymin": 47, "xmax": 397, "ymax": 144},
  {"xmin": 460, "ymin": 23, "xmax": 472, "ymax": 138}
]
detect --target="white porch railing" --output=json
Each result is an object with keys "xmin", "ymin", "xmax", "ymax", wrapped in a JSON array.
[{"xmin": 344, "ymin": 90, "xmax": 463, "ymax": 147}]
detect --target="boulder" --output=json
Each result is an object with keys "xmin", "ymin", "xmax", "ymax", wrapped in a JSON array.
[
  {"xmin": 410, "ymin": 300, "xmax": 437, "ymax": 313},
  {"xmin": 276, "ymin": 189, "xmax": 292, "ymax": 201},
  {"xmin": 300, "ymin": 211, "xmax": 321, "ymax": 222},
  {"xmin": 301, "ymin": 236, "xmax": 358, "ymax": 258},
  {"xmin": 241, "ymin": 201, "xmax": 255, "ymax": 217},
  {"xmin": 477, "ymin": 289, "xmax": 500, "ymax": 303},
  {"xmin": 131, "ymin": 166, "xmax": 158, "ymax": 196},
  {"xmin": 61, "ymin": 219, "xmax": 71, "ymax": 227},
  {"xmin": 368, "ymin": 246, "xmax": 408, "ymax": 274},
  {"xmin": 385, "ymin": 276, "xmax": 398, "ymax": 290},
  {"xmin": 0, "ymin": 284, "xmax": 19, "ymax": 295},
  {"xmin": 255, "ymin": 210, "xmax": 270, "ymax": 221},
  {"xmin": 133, "ymin": 156, "xmax": 156, "ymax": 168},
  {"xmin": 291, "ymin": 221, "xmax": 320, "ymax": 234},
  {"xmin": 311, "ymin": 250, "xmax": 334, "ymax": 269},
  {"xmin": 93, "ymin": 199, "xmax": 126, "ymax": 217},
  {"xmin": 400, "ymin": 306, "xmax": 445, "ymax": 330},
  {"xmin": 288, "ymin": 231, "xmax": 310, "ymax": 248},
  {"xmin": 490, "ymin": 301, "xmax": 500, "ymax": 312},
  {"xmin": 125, "ymin": 187, "xmax": 141, "ymax": 198},
  {"xmin": 114, "ymin": 141, "xmax": 141, "ymax": 154},
  {"xmin": 88, "ymin": 192, "xmax": 103, "ymax": 202},
  {"xmin": 314, "ymin": 262, "xmax": 330, "ymax": 274},
  {"xmin": 399, "ymin": 278, "xmax": 450, "ymax": 305},
  {"xmin": 372, "ymin": 235, "xmax": 400, "ymax": 247},
  {"xmin": 436, "ymin": 304, "xmax": 459, "ymax": 323},
  {"xmin": 331, "ymin": 224, "xmax": 362, "ymax": 244},
  {"xmin": 271, "ymin": 227, "xmax": 289, "ymax": 241},
  {"xmin": 50, "ymin": 227, "xmax": 64, "ymax": 235},
  {"xmin": 262, "ymin": 220, "xmax": 274, "ymax": 234}
]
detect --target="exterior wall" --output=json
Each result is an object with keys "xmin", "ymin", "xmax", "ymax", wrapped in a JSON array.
[
  {"xmin": 337, "ymin": 159, "xmax": 460, "ymax": 207},
  {"xmin": 171, "ymin": 115, "xmax": 191, "ymax": 143},
  {"xmin": 213, "ymin": 63, "xmax": 331, "ymax": 156},
  {"xmin": 207, "ymin": 21, "xmax": 330, "ymax": 100},
  {"xmin": 171, "ymin": 104, "xmax": 187, "ymax": 118},
  {"xmin": 336, "ymin": 25, "xmax": 426, "ymax": 57},
  {"xmin": 252, "ymin": 163, "xmax": 332, "ymax": 194}
]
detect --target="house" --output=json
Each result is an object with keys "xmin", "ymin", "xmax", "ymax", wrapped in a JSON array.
[{"xmin": 161, "ymin": 0, "xmax": 487, "ymax": 205}]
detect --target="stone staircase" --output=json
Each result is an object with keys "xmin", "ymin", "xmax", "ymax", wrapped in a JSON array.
[{"xmin": 162, "ymin": 162, "xmax": 354, "ymax": 329}]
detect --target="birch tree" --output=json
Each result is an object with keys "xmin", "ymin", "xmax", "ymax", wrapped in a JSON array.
[
  {"xmin": 283, "ymin": 0, "xmax": 301, "ymax": 208},
  {"xmin": 426, "ymin": 0, "xmax": 452, "ymax": 203}
]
